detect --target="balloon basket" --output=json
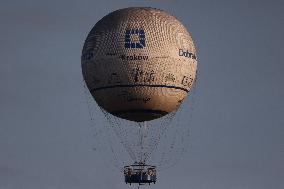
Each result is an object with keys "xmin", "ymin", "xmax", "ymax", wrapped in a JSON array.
[{"xmin": 124, "ymin": 162, "xmax": 157, "ymax": 185}]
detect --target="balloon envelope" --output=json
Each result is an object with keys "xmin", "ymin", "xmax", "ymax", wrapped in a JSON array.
[{"xmin": 81, "ymin": 7, "xmax": 197, "ymax": 122}]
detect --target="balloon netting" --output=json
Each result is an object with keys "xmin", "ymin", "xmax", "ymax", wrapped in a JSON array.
[{"xmin": 83, "ymin": 80, "xmax": 197, "ymax": 171}]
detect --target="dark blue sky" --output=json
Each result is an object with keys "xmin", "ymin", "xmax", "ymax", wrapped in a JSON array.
[{"xmin": 0, "ymin": 0, "xmax": 283, "ymax": 188}]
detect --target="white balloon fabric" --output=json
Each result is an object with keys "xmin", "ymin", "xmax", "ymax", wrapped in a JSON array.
[{"xmin": 82, "ymin": 7, "xmax": 197, "ymax": 122}]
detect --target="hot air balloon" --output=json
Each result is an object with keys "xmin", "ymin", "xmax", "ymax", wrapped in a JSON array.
[{"xmin": 81, "ymin": 7, "xmax": 197, "ymax": 185}]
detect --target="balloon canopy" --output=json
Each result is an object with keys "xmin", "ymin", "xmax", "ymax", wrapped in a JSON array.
[{"xmin": 81, "ymin": 7, "xmax": 197, "ymax": 122}]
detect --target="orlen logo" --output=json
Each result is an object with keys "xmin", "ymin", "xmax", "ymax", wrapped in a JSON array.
[
  {"xmin": 179, "ymin": 49, "xmax": 197, "ymax": 60},
  {"xmin": 125, "ymin": 29, "xmax": 145, "ymax": 48}
]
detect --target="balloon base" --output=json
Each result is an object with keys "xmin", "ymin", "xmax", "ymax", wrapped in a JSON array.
[{"xmin": 124, "ymin": 162, "xmax": 157, "ymax": 185}]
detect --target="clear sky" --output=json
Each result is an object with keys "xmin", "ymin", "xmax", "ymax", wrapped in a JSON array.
[{"xmin": 0, "ymin": 0, "xmax": 283, "ymax": 189}]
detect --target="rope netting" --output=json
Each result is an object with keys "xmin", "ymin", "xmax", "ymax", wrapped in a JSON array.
[{"xmin": 83, "ymin": 79, "xmax": 198, "ymax": 171}]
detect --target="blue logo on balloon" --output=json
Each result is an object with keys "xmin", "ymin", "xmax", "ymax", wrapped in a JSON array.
[{"xmin": 125, "ymin": 29, "xmax": 145, "ymax": 48}]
